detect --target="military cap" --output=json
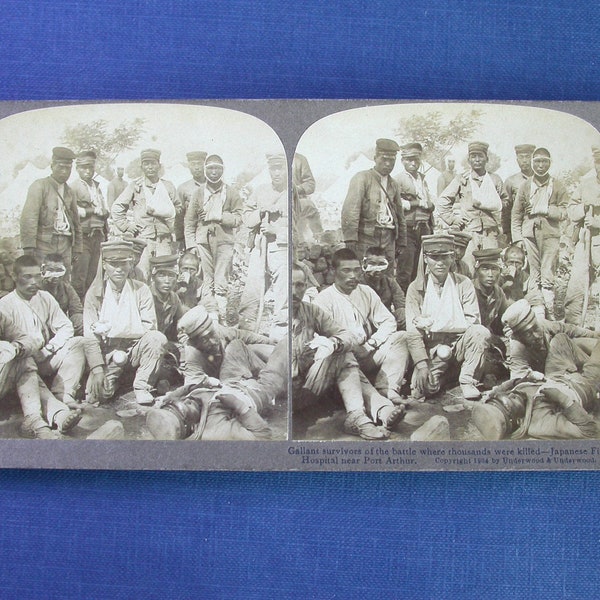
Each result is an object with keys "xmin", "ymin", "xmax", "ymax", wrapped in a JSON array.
[
  {"xmin": 375, "ymin": 139, "xmax": 401, "ymax": 154},
  {"xmin": 266, "ymin": 152, "xmax": 286, "ymax": 165},
  {"xmin": 473, "ymin": 248, "xmax": 503, "ymax": 268},
  {"xmin": 501, "ymin": 299, "xmax": 537, "ymax": 332},
  {"xmin": 52, "ymin": 147, "xmax": 76, "ymax": 162},
  {"xmin": 149, "ymin": 254, "xmax": 179, "ymax": 275},
  {"xmin": 76, "ymin": 150, "xmax": 97, "ymax": 166},
  {"xmin": 401, "ymin": 142, "xmax": 423, "ymax": 158},
  {"xmin": 101, "ymin": 240, "xmax": 134, "ymax": 261},
  {"xmin": 205, "ymin": 154, "xmax": 224, "ymax": 167},
  {"xmin": 186, "ymin": 151, "xmax": 207, "ymax": 162},
  {"xmin": 122, "ymin": 234, "xmax": 148, "ymax": 254},
  {"xmin": 532, "ymin": 147, "xmax": 551, "ymax": 159},
  {"xmin": 422, "ymin": 234, "xmax": 455, "ymax": 255},
  {"xmin": 514, "ymin": 144, "xmax": 536, "ymax": 154},
  {"xmin": 592, "ymin": 145, "xmax": 600, "ymax": 162},
  {"xmin": 468, "ymin": 141, "xmax": 489, "ymax": 156},
  {"xmin": 140, "ymin": 148, "xmax": 161, "ymax": 162},
  {"xmin": 178, "ymin": 304, "xmax": 214, "ymax": 338},
  {"xmin": 450, "ymin": 230, "xmax": 472, "ymax": 248}
]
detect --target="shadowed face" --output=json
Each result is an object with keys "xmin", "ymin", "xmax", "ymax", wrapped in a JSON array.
[
  {"xmin": 269, "ymin": 162, "xmax": 287, "ymax": 190},
  {"xmin": 103, "ymin": 258, "xmax": 132, "ymax": 286},
  {"xmin": 424, "ymin": 252, "xmax": 453, "ymax": 282},
  {"xmin": 334, "ymin": 259, "xmax": 362, "ymax": 294},
  {"xmin": 468, "ymin": 151, "xmax": 487, "ymax": 175},
  {"xmin": 141, "ymin": 158, "xmax": 160, "ymax": 182},
  {"xmin": 51, "ymin": 160, "xmax": 72, "ymax": 184},
  {"xmin": 76, "ymin": 163, "xmax": 95, "ymax": 184},
  {"xmin": 188, "ymin": 160, "xmax": 205, "ymax": 181},
  {"xmin": 374, "ymin": 152, "xmax": 396, "ymax": 177},
  {"xmin": 476, "ymin": 263, "xmax": 502, "ymax": 289},
  {"xmin": 153, "ymin": 269, "xmax": 178, "ymax": 295},
  {"xmin": 189, "ymin": 325, "xmax": 222, "ymax": 355},
  {"xmin": 516, "ymin": 152, "xmax": 533, "ymax": 174},
  {"xmin": 292, "ymin": 268, "xmax": 307, "ymax": 312},
  {"xmin": 14, "ymin": 265, "xmax": 42, "ymax": 300},
  {"xmin": 402, "ymin": 155, "xmax": 420, "ymax": 175}
]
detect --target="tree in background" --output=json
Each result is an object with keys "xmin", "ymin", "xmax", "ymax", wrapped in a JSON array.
[
  {"xmin": 394, "ymin": 108, "xmax": 484, "ymax": 171},
  {"xmin": 62, "ymin": 118, "xmax": 146, "ymax": 179}
]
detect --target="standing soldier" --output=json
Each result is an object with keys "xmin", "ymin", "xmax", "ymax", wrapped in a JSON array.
[
  {"xmin": 437, "ymin": 156, "xmax": 456, "ymax": 196},
  {"xmin": 239, "ymin": 152, "xmax": 289, "ymax": 338},
  {"xmin": 395, "ymin": 142, "xmax": 435, "ymax": 291},
  {"xmin": 111, "ymin": 148, "xmax": 181, "ymax": 278},
  {"xmin": 20, "ymin": 147, "xmax": 82, "ymax": 276},
  {"xmin": 293, "ymin": 153, "xmax": 322, "ymax": 243},
  {"xmin": 341, "ymin": 138, "xmax": 406, "ymax": 270},
  {"xmin": 184, "ymin": 154, "xmax": 242, "ymax": 321},
  {"xmin": 564, "ymin": 146, "xmax": 600, "ymax": 327},
  {"xmin": 107, "ymin": 166, "xmax": 127, "ymax": 208},
  {"xmin": 437, "ymin": 141, "xmax": 506, "ymax": 269},
  {"xmin": 176, "ymin": 151, "xmax": 207, "ymax": 249},
  {"xmin": 511, "ymin": 147, "xmax": 568, "ymax": 320},
  {"xmin": 70, "ymin": 150, "xmax": 109, "ymax": 298},
  {"xmin": 503, "ymin": 144, "xmax": 536, "ymax": 244}
]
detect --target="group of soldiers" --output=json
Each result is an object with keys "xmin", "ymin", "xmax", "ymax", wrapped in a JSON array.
[
  {"xmin": 292, "ymin": 138, "xmax": 600, "ymax": 441},
  {"xmin": 0, "ymin": 145, "xmax": 288, "ymax": 439}
]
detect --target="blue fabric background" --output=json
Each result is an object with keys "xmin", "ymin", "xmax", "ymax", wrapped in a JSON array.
[{"xmin": 1, "ymin": 1, "xmax": 600, "ymax": 598}]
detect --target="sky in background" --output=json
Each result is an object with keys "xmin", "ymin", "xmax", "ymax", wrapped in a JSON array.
[
  {"xmin": 297, "ymin": 102, "xmax": 600, "ymax": 186},
  {"xmin": 0, "ymin": 103, "xmax": 282, "ymax": 194}
]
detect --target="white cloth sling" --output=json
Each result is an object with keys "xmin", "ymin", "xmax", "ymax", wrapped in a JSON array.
[
  {"xmin": 99, "ymin": 280, "xmax": 145, "ymax": 339},
  {"xmin": 470, "ymin": 173, "xmax": 502, "ymax": 211},
  {"xmin": 528, "ymin": 178, "xmax": 553, "ymax": 216},
  {"xmin": 144, "ymin": 180, "xmax": 175, "ymax": 219},
  {"xmin": 421, "ymin": 275, "xmax": 469, "ymax": 333},
  {"xmin": 203, "ymin": 184, "xmax": 226, "ymax": 222}
]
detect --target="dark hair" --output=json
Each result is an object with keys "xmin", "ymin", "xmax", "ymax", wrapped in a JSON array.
[
  {"xmin": 331, "ymin": 248, "xmax": 358, "ymax": 269},
  {"xmin": 365, "ymin": 246, "xmax": 386, "ymax": 257},
  {"xmin": 43, "ymin": 253, "xmax": 64, "ymax": 264},
  {"xmin": 14, "ymin": 254, "xmax": 41, "ymax": 274}
]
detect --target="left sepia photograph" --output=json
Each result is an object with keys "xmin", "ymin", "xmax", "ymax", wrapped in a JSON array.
[{"xmin": 0, "ymin": 102, "xmax": 288, "ymax": 441}]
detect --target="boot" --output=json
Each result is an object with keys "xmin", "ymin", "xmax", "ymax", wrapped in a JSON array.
[
  {"xmin": 20, "ymin": 415, "xmax": 61, "ymax": 440},
  {"xmin": 343, "ymin": 410, "xmax": 389, "ymax": 440},
  {"xmin": 542, "ymin": 287, "xmax": 555, "ymax": 320}
]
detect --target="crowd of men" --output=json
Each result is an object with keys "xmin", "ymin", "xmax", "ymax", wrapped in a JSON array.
[
  {"xmin": 0, "ymin": 145, "xmax": 288, "ymax": 440},
  {"xmin": 292, "ymin": 139, "xmax": 600, "ymax": 441}
]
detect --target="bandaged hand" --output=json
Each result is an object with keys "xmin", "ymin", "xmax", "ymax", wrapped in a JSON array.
[
  {"xmin": 308, "ymin": 334, "xmax": 335, "ymax": 361},
  {"xmin": 401, "ymin": 199, "xmax": 412, "ymax": 212},
  {"xmin": 91, "ymin": 321, "xmax": 112, "ymax": 336},
  {"xmin": 77, "ymin": 207, "xmax": 87, "ymax": 218},
  {"xmin": 206, "ymin": 377, "xmax": 221, "ymax": 388},
  {"xmin": 413, "ymin": 316, "xmax": 434, "ymax": 333},
  {"xmin": 412, "ymin": 361, "xmax": 430, "ymax": 397}
]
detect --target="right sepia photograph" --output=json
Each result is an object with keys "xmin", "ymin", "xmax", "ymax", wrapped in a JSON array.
[{"xmin": 291, "ymin": 102, "xmax": 600, "ymax": 443}]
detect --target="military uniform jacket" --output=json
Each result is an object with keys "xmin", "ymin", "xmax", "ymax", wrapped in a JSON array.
[
  {"xmin": 20, "ymin": 176, "xmax": 83, "ymax": 253},
  {"xmin": 111, "ymin": 177, "xmax": 180, "ymax": 240},
  {"xmin": 473, "ymin": 280, "xmax": 509, "ymax": 335},
  {"xmin": 184, "ymin": 183, "xmax": 243, "ymax": 248},
  {"xmin": 503, "ymin": 170, "xmax": 529, "ymax": 239},
  {"xmin": 437, "ymin": 170, "xmax": 506, "ymax": 233},
  {"xmin": 395, "ymin": 170, "xmax": 434, "ymax": 227},
  {"xmin": 567, "ymin": 174, "xmax": 600, "ymax": 234},
  {"xmin": 70, "ymin": 178, "xmax": 108, "ymax": 234},
  {"xmin": 341, "ymin": 169, "xmax": 407, "ymax": 247}
]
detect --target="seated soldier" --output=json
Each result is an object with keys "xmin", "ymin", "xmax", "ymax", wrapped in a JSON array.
[
  {"xmin": 450, "ymin": 230, "xmax": 473, "ymax": 278},
  {"xmin": 499, "ymin": 243, "xmax": 545, "ymax": 320},
  {"xmin": 471, "ymin": 248, "xmax": 509, "ymax": 336},
  {"xmin": 292, "ymin": 265, "xmax": 404, "ymax": 440},
  {"xmin": 147, "ymin": 337, "xmax": 289, "ymax": 441},
  {"xmin": 501, "ymin": 299, "xmax": 600, "ymax": 379},
  {"xmin": 472, "ymin": 336, "xmax": 600, "ymax": 440},
  {"xmin": 361, "ymin": 246, "xmax": 406, "ymax": 330},
  {"xmin": 83, "ymin": 240, "xmax": 167, "ymax": 406},
  {"xmin": 314, "ymin": 248, "xmax": 411, "ymax": 404},
  {"xmin": 0, "ymin": 312, "xmax": 81, "ymax": 439},
  {"xmin": 177, "ymin": 304, "xmax": 274, "ymax": 388},
  {"xmin": 405, "ymin": 234, "xmax": 491, "ymax": 401},
  {"xmin": 41, "ymin": 253, "xmax": 84, "ymax": 336},
  {"xmin": 122, "ymin": 234, "xmax": 148, "ymax": 282},
  {"xmin": 149, "ymin": 254, "xmax": 187, "ymax": 342},
  {"xmin": 0, "ymin": 255, "xmax": 87, "ymax": 407},
  {"xmin": 176, "ymin": 251, "xmax": 203, "ymax": 310}
]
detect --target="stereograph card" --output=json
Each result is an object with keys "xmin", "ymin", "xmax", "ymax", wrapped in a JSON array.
[{"xmin": 0, "ymin": 99, "xmax": 598, "ymax": 471}]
